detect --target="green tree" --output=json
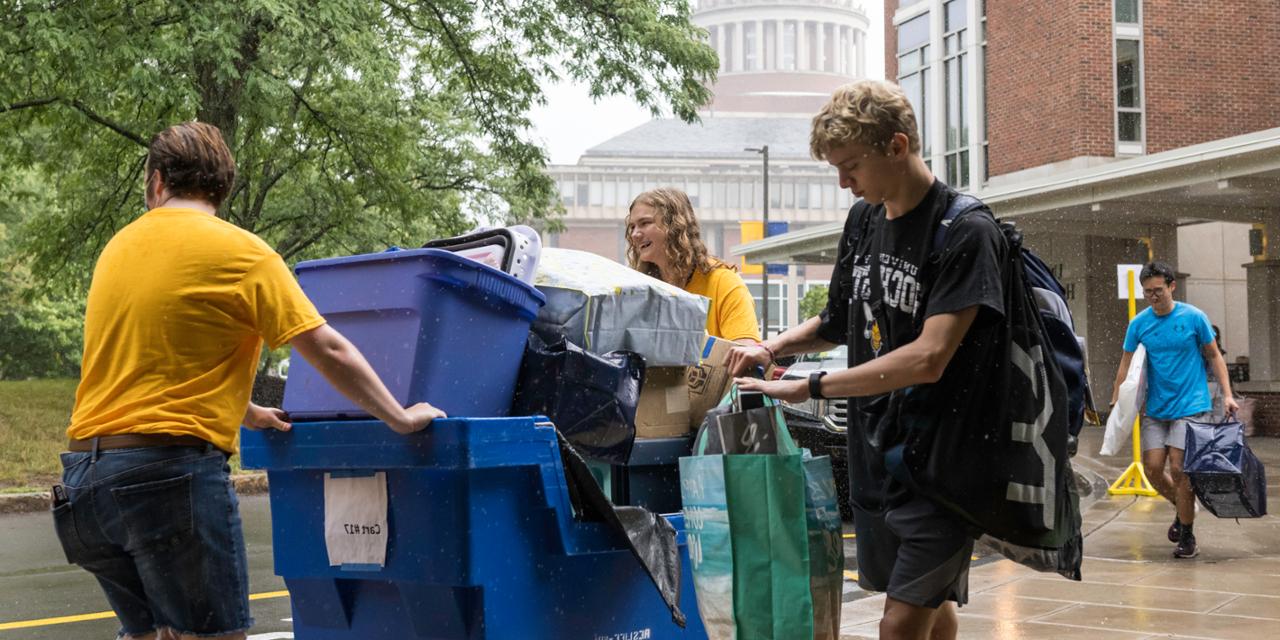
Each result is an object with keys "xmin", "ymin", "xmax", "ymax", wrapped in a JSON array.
[
  {"xmin": 799, "ymin": 284, "xmax": 828, "ymax": 322},
  {"xmin": 0, "ymin": 0, "xmax": 717, "ymax": 287},
  {"xmin": 0, "ymin": 168, "xmax": 84, "ymax": 379}
]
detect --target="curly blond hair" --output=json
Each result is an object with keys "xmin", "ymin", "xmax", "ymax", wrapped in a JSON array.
[
  {"xmin": 625, "ymin": 187, "xmax": 732, "ymax": 285},
  {"xmin": 810, "ymin": 80, "xmax": 921, "ymax": 160}
]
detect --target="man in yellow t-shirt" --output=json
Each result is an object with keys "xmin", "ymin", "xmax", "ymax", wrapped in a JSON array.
[
  {"xmin": 54, "ymin": 122, "xmax": 444, "ymax": 640},
  {"xmin": 625, "ymin": 187, "xmax": 761, "ymax": 343}
]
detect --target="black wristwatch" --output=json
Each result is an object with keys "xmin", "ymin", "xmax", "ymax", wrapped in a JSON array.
[{"xmin": 808, "ymin": 371, "xmax": 828, "ymax": 400}]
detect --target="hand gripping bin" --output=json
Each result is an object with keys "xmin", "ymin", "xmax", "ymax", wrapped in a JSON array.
[
  {"xmin": 282, "ymin": 248, "xmax": 545, "ymax": 420},
  {"xmin": 240, "ymin": 418, "xmax": 707, "ymax": 639}
]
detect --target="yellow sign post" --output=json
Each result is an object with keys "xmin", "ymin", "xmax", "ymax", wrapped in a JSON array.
[{"xmin": 1108, "ymin": 270, "xmax": 1159, "ymax": 496}]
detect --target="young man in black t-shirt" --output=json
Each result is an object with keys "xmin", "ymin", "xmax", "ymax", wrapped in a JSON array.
[{"xmin": 727, "ymin": 80, "xmax": 1006, "ymax": 640}]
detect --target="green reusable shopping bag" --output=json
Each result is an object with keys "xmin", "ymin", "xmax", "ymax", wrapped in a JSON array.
[{"xmin": 679, "ymin": 387, "xmax": 823, "ymax": 640}]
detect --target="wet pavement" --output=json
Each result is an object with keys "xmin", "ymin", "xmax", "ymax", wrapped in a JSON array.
[
  {"xmin": 839, "ymin": 428, "xmax": 1280, "ymax": 639},
  {"xmin": 3, "ymin": 428, "xmax": 1275, "ymax": 638}
]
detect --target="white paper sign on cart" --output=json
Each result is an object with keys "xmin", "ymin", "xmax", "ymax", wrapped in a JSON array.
[{"xmin": 323, "ymin": 471, "xmax": 388, "ymax": 568}]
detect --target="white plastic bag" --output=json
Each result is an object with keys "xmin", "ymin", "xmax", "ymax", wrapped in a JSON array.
[{"xmin": 1100, "ymin": 345, "xmax": 1146, "ymax": 456}]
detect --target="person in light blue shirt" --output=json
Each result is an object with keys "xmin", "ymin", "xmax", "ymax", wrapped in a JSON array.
[{"xmin": 1110, "ymin": 261, "xmax": 1238, "ymax": 560}]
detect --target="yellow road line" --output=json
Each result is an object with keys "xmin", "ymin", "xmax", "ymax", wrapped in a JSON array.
[
  {"xmin": 0, "ymin": 591, "xmax": 290, "ymax": 631},
  {"xmin": 843, "ymin": 570, "xmax": 859, "ymax": 581},
  {"xmin": 250, "ymin": 590, "xmax": 291, "ymax": 601},
  {"xmin": 842, "ymin": 533, "xmax": 856, "ymax": 539}
]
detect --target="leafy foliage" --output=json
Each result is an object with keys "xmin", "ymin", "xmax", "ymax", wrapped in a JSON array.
[
  {"xmin": 0, "ymin": 0, "xmax": 717, "ymax": 287},
  {"xmin": 0, "ymin": 168, "xmax": 84, "ymax": 379},
  {"xmin": 799, "ymin": 284, "xmax": 829, "ymax": 322}
]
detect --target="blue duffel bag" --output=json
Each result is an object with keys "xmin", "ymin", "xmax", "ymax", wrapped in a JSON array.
[{"xmin": 1183, "ymin": 418, "xmax": 1267, "ymax": 518}]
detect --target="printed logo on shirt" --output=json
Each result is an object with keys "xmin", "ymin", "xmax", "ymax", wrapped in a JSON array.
[
  {"xmin": 861, "ymin": 301, "xmax": 883, "ymax": 357},
  {"xmin": 877, "ymin": 253, "xmax": 921, "ymax": 316}
]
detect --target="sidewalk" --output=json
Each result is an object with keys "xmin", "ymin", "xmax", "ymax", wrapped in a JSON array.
[{"xmin": 838, "ymin": 428, "xmax": 1280, "ymax": 639}]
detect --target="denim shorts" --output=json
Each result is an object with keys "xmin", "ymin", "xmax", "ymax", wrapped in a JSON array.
[{"xmin": 52, "ymin": 444, "xmax": 253, "ymax": 637}]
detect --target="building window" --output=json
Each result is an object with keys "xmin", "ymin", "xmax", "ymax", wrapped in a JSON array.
[
  {"xmin": 1116, "ymin": 40, "xmax": 1142, "ymax": 142},
  {"xmin": 559, "ymin": 179, "xmax": 575, "ymax": 206},
  {"xmin": 1115, "ymin": 0, "xmax": 1139, "ymax": 23},
  {"xmin": 897, "ymin": 13, "xmax": 930, "ymax": 158},
  {"xmin": 745, "ymin": 22, "xmax": 760, "ymax": 71},
  {"xmin": 588, "ymin": 179, "xmax": 602, "ymax": 206},
  {"xmin": 1114, "ymin": 1, "xmax": 1144, "ymax": 153},
  {"xmin": 943, "ymin": 0, "xmax": 969, "ymax": 189}
]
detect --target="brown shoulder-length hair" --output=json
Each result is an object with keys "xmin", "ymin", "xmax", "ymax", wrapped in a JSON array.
[
  {"xmin": 145, "ymin": 122, "xmax": 236, "ymax": 207},
  {"xmin": 625, "ymin": 187, "xmax": 734, "ymax": 285}
]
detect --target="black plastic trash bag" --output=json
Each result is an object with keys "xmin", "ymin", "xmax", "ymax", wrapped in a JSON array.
[
  {"xmin": 555, "ymin": 431, "xmax": 686, "ymax": 627},
  {"xmin": 1184, "ymin": 418, "xmax": 1267, "ymax": 518},
  {"xmin": 512, "ymin": 331, "xmax": 644, "ymax": 464}
]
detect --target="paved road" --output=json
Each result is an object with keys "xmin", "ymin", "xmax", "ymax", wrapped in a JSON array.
[{"xmin": 0, "ymin": 495, "xmax": 292, "ymax": 639}]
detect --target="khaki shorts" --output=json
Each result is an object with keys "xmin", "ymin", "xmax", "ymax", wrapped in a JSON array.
[{"xmin": 1140, "ymin": 412, "xmax": 1212, "ymax": 451}]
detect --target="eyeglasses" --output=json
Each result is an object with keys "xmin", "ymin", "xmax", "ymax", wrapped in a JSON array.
[{"xmin": 1142, "ymin": 288, "xmax": 1168, "ymax": 297}]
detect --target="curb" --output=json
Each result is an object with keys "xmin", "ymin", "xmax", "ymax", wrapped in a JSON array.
[{"xmin": 0, "ymin": 472, "xmax": 270, "ymax": 515}]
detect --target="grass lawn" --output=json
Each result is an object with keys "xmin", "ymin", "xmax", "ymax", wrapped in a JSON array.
[
  {"xmin": 0, "ymin": 379, "xmax": 77, "ymax": 492},
  {"xmin": 0, "ymin": 379, "xmax": 246, "ymax": 493}
]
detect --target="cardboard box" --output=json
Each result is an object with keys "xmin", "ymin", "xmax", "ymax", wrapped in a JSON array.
[
  {"xmin": 686, "ymin": 336, "xmax": 776, "ymax": 429},
  {"xmin": 686, "ymin": 336, "xmax": 736, "ymax": 429},
  {"xmin": 635, "ymin": 366, "xmax": 693, "ymax": 438}
]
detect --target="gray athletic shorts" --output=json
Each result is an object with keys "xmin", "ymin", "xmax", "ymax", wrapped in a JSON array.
[
  {"xmin": 853, "ymin": 495, "xmax": 974, "ymax": 609},
  {"xmin": 1140, "ymin": 411, "xmax": 1212, "ymax": 451}
]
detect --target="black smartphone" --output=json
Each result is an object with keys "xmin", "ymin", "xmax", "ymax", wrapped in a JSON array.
[{"xmin": 737, "ymin": 390, "xmax": 766, "ymax": 412}]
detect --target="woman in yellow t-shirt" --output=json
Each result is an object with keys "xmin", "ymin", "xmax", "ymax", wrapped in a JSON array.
[{"xmin": 626, "ymin": 187, "xmax": 761, "ymax": 343}]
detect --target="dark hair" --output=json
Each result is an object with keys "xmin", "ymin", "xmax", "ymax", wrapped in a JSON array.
[
  {"xmin": 1139, "ymin": 261, "xmax": 1176, "ymax": 285},
  {"xmin": 145, "ymin": 122, "xmax": 236, "ymax": 207}
]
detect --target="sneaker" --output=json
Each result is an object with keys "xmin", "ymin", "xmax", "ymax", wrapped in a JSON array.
[
  {"xmin": 1167, "ymin": 517, "xmax": 1182, "ymax": 543},
  {"xmin": 1174, "ymin": 531, "xmax": 1198, "ymax": 559}
]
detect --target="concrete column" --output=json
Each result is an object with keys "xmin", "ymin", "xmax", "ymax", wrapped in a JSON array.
[
  {"xmin": 772, "ymin": 20, "xmax": 782, "ymax": 69},
  {"xmin": 1082, "ymin": 236, "xmax": 1153, "ymax": 405},
  {"xmin": 716, "ymin": 24, "xmax": 725, "ymax": 72},
  {"xmin": 734, "ymin": 21, "xmax": 745, "ymax": 72},
  {"xmin": 842, "ymin": 26, "xmax": 852, "ymax": 75},
  {"xmin": 816, "ymin": 22, "xmax": 827, "ymax": 71},
  {"xmin": 854, "ymin": 29, "xmax": 864, "ymax": 78},
  {"xmin": 1243, "ymin": 260, "xmax": 1280, "ymax": 382},
  {"xmin": 798, "ymin": 21, "xmax": 809, "ymax": 70},
  {"xmin": 755, "ymin": 21, "xmax": 764, "ymax": 71}
]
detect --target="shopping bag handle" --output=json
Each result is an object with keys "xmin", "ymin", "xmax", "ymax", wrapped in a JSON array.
[{"xmin": 693, "ymin": 383, "xmax": 800, "ymax": 455}]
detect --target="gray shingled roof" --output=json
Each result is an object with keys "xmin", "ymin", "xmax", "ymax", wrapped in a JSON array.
[{"xmin": 583, "ymin": 116, "xmax": 816, "ymax": 160}]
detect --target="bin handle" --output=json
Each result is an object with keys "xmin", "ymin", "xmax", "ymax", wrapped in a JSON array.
[{"xmin": 423, "ymin": 270, "xmax": 537, "ymax": 320}]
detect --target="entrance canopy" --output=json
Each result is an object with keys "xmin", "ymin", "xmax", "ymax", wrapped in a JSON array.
[{"xmin": 733, "ymin": 126, "xmax": 1280, "ymax": 264}]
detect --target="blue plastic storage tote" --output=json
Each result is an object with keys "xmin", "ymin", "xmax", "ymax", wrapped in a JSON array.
[
  {"xmin": 282, "ymin": 248, "xmax": 544, "ymax": 420},
  {"xmin": 240, "ymin": 417, "xmax": 707, "ymax": 639}
]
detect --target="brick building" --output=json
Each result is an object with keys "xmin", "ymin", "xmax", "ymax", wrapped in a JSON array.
[{"xmin": 740, "ymin": 0, "xmax": 1280, "ymax": 431}]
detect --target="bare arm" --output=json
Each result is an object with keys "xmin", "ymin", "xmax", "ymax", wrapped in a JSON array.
[
  {"xmin": 724, "ymin": 315, "xmax": 839, "ymax": 376},
  {"xmin": 736, "ymin": 306, "xmax": 979, "ymax": 403},
  {"xmin": 289, "ymin": 324, "xmax": 445, "ymax": 433},
  {"xmin": 1202, "ymin": 342, "xmax": 1239, "ymax": 417},
  {"xmin": 1110, "ymin": 350, "xmax": 1135, "ymax": 406}
]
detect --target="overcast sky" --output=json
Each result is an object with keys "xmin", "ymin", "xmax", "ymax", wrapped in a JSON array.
[{"xmin": 528, "ymin": 2, "xmax": 886, "ymax": 166}]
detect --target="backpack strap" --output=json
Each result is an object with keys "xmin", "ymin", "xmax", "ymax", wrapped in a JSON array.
[{"xmin": 930, "ymin": 193, "xmax": 988, "ymax": 256}]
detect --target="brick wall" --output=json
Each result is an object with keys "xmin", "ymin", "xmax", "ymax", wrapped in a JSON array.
[
  {"xmin": 1248, "ymin": 391, "xmax": 1280, "ymax": 438},
  {"xmin": 553, "ymin": 225, "xmax": 624, "ymax": 263},
  {"xmin": 884, "ymin": 1, "xmax": 897, "ymax": 78},
  {"xmin": 985, "ymin": 0, "xmax": 1114, "ymax": 177},
  {"xmin": 885, "ymin": 1, "xmax": 1280, "ymax": 178},
  {"xmin": 1143, "ymin": 1, "xmax": 1280, "ymax": 153}
]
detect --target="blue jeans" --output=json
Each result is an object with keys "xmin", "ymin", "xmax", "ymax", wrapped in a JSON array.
[{"xmin": 53, "ymin": 444, "xmax": 253, "ymax": 637}]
